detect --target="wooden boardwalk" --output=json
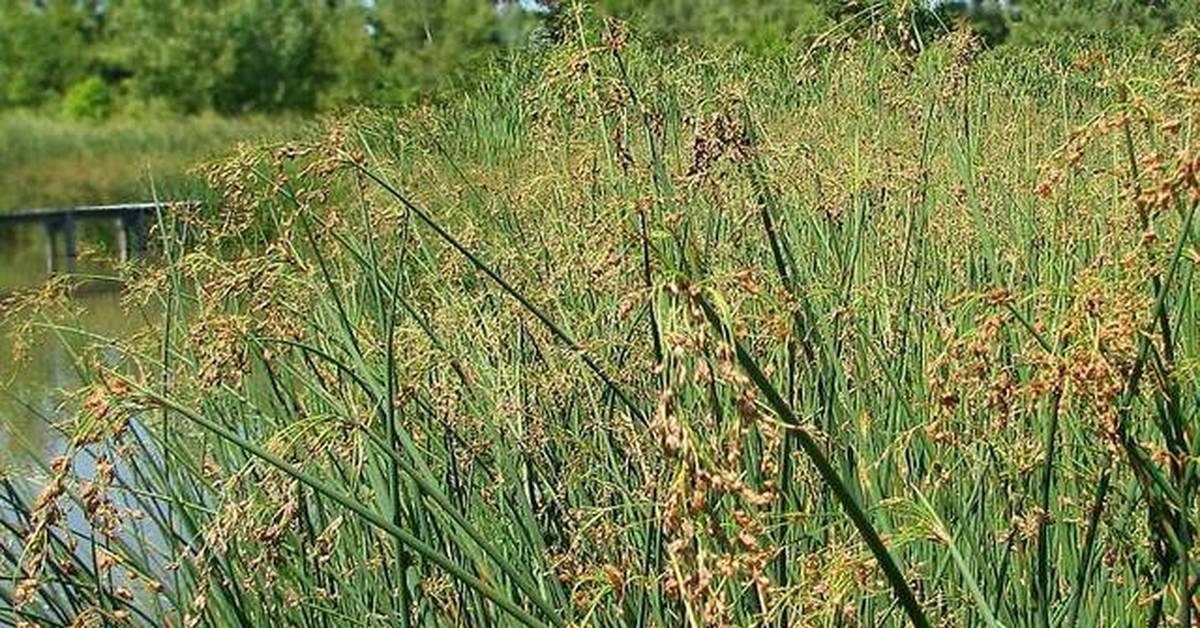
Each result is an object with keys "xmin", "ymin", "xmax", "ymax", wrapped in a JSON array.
[{"xmin": 0, "ymin": 202, "xmax": 180, "ymax": 273}]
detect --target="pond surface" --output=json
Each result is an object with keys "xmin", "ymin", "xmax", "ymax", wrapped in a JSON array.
[{"xmin": 0, "ymin": 230, "xmax": 142, "ymax": 469}]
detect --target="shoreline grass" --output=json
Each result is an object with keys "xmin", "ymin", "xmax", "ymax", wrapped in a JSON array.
[{"xmin": 0, "ymin": 112, "xmax": 306, "ymax": 212}]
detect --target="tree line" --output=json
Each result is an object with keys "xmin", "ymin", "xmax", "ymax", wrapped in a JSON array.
[
  {"xmin": 0, "ymin": 0, "xmax": 535, "ymax": 116},
  {"xmin": 0, "ymin": 0, "xmax": 1186, "ymax": 118}
]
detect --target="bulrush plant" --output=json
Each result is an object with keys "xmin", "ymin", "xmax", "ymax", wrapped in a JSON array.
[{"xmin": 3, "ymin": 17, "xmax": 1200, "ymax": 628}]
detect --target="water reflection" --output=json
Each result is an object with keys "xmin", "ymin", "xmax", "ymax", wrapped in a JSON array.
[{"xmin": 1, "ymin": 234, "xmax": 141, "ymax": 467}]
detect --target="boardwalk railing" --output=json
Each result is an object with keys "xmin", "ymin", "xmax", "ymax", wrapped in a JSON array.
[{"xmin": 0, "ymin": 202, "xmax": 187, "ymax": 273}]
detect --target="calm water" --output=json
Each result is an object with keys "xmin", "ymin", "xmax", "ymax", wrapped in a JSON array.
[
  {"xmin": 0, "ymin": 229, "xmax": 141, "ymax": 467},
  {"xmin": 0, "ymin": 228, "xmax": 173, "ymax": 602}
]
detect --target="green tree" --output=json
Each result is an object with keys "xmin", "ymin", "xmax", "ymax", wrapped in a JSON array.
[
  {"xmin": 107, "ymin": 0, "xmax": 333, "ymax": 113},
  {"xmin": 0, "ymin": 0, "xmax": 95, "ymax": 106},
  {"xmin": 367, "ymin": 0, "xmax": 502, "ymax": 103}
]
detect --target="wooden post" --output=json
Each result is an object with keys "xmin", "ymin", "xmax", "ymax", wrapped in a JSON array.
[
  {"xmin": 115, "ymin": 217, "xmax": 128, "ymax": 264},
  {"xmin": 63, "ymin": 212, "xmax": 77, "ymax": 273},
  {"xmin": 129, "ymin": 210, "xmax": 148, "ymax": 256},
  {"xmin": 44, "ymin": 221, "xmax": 59, "ymax": 275}
]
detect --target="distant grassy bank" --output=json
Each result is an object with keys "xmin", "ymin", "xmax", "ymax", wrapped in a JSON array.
[{"xmin": 0, "ymin": 113, "xmax": 304, "ymax": 211}]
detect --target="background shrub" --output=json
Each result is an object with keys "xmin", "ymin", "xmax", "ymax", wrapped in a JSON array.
[{"xmin": 61, "ymin": 76, "xmax": 113, "ymax": 120}]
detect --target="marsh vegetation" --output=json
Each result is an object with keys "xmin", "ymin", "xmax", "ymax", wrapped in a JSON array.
[{"xmin": 1, "ymin": 4, "xmax": 1199, "ymax": 628}]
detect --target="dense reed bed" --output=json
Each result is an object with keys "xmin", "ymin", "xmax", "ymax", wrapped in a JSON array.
[{"xmin": 2, "ymin": 20, "xmax": 1199, "ymax": 627}]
